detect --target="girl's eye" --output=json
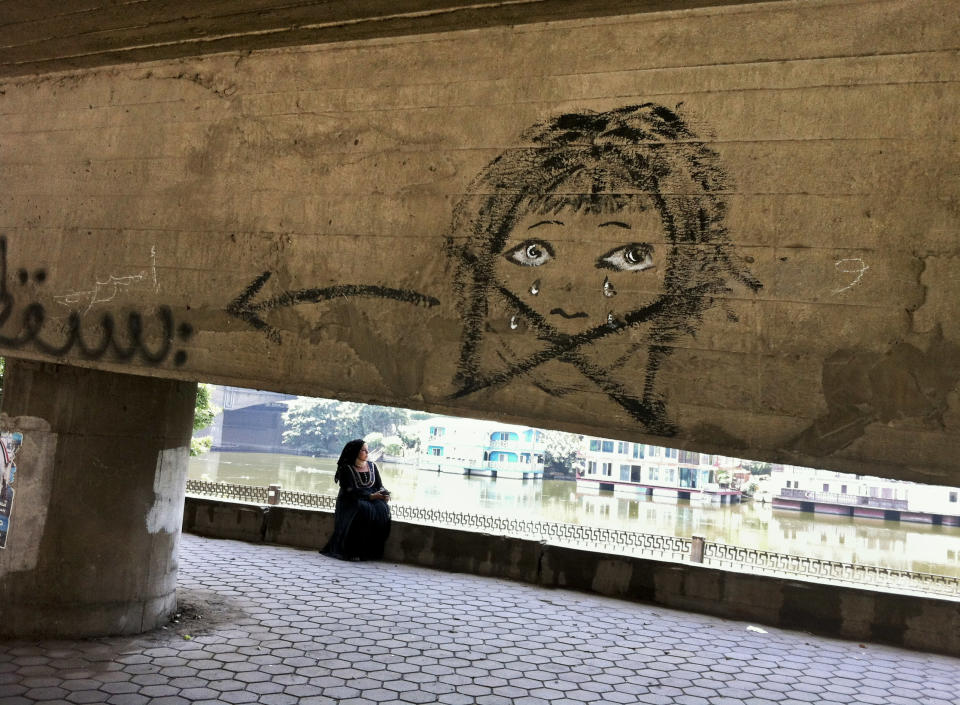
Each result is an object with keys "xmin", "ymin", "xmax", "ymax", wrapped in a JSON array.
[
  {"xmin": 504, "ymin": 239, "xmax": 555, "ymax": 267},
  {"xmin": 597, "ymin": 243, "xmax": 655, "ymax": 272}
]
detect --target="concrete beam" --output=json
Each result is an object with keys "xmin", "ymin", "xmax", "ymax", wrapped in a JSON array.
[
  {"xmin": 0, "ymin": 0, "xmax": 783, "ymax": 78},
  {"xmin": 0, "ymin": 0, "xmax": 958, "ymax": 484}
]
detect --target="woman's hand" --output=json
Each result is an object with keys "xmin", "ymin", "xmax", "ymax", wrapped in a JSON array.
[{"xmin": 370, "ymin": 491, "xmax": 390, "ymax": 502}]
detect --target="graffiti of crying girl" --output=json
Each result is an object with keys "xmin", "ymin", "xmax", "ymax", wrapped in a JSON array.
[{"xmin": 446, "ymin": 103, "xmax": 761, "ymax": 436}]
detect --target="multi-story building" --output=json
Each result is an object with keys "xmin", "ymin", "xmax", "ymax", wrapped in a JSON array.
[
  {"xmin": 417, "ymin": 417, "xmax": 545, "ymax": 479},
  {"xmin": 577, "ymin": 437, "xmax": 741, "ymax": 503},
  {"xmin": 772, "ymin": 465, "xmax": 960, "ymax": 525}
]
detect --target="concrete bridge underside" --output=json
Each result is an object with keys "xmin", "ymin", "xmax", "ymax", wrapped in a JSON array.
[{"xmin": 0, "ymin": 0, "xmax": 958, "ymax": 637}]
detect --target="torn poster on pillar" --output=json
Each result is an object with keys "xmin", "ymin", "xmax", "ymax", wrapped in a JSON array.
[{"xmin": 0, "ymin": 431, "xmax": 23, "ymax": 549}]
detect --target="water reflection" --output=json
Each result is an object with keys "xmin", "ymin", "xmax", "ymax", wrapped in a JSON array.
[{"xmin": 189, "ymin": 452, "xmax": 960, "ymax": 577}]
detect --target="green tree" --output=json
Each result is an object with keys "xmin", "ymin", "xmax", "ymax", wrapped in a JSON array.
[
  {"xmin": 356, "ymin": 405, "xmax": 408, "ymax": 438},
  {"xmin": 398, "ymin": 428, "xmax": 421, "ymax": 452},
  {"xmin": 282, "ymin": 398, "xmax": 347, "ymax": 455},
  {"xmin": 190, "ymin": 437, "xmax": 213, "ymax": 456},
  {"xmin": 281, "ymin": 398, "xmax": 410, "ymax": 456},
  {"xmin": 742, "ymin": 460, "xmax": 773, "ymax": 476},
  {"xmin": 193, "ymin": 384, "xmax": 221, "ymax": 432},
  {"xmin": 190, "ymin": 384, "xmax": 222, "ymax": 457},
  {"xmin": 543, "ymin": 430, "xmax": 583, "ymax": 480},
  {"xmin": 364, "ymin": 432, "xmax": 384, "ymax": 451}
]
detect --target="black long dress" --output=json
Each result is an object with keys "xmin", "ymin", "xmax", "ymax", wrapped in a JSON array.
[{"xmin": 322, "ymin": 461, "xmax": 391, "ymax": 560}]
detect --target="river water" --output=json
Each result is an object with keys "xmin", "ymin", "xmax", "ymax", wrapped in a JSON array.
[{"xmin": 188, "ymin": 451, "xmax": 960, "ymax": 578}]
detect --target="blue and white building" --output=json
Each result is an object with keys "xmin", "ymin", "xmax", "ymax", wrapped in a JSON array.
[
  {"xmin": 417, "ymin": 417, "xmax": 545, "ymax": 479},
  {"xmin": 578, "ymin": 436, "xmax": 741, "ymax": 503}
]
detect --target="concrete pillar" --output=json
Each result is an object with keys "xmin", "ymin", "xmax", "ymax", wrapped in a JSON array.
[
  {"xmin": 267, "ymin": 484, "xmax": 282, "ymax": 505},
  {"xmin": 690, "ymin": 535, "xmax": 706, "ymax": 563},
  {"xmin": 0, "ymin": 360, "xmax": 197, "ymax": 637}
]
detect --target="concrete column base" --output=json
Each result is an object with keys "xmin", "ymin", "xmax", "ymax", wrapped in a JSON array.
[{"xmin": 0, "ymin": 361, "xmax": 197, "ymax": 638}]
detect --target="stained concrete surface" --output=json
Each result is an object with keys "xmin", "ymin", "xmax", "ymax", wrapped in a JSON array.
[
  {"xmin": 1, "ymin": 533, "xmax": 958, "ymax": 705},
  {"xmin": 2, "ymin": 0, "xmax": 959, "ymax": 485},
  {"xmin": 0, "ymin": 362, "xmax": 198, "ymax": 638}
]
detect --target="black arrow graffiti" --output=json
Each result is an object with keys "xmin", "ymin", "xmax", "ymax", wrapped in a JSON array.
[{"xmin": 227, "ymin": 271, "xmax": 441, "ymax": 343}]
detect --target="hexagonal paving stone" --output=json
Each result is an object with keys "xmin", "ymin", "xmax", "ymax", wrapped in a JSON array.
[{"xmin": 3, "ymin": 534, "xmax": 959, "ymax": 705}]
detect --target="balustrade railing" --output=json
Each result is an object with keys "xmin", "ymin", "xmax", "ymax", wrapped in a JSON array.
[
  {"xmin": 778, "ymin": 488, "xmax": 909, "ymax": 510},
  {"xmin": 184, "ymin": 480, "xmax": 960, "ymax": 599},
  {"xmin": 703, "ymin": 543, "xmax": 958, "ymax": 597},
  {"xmin": 484, "ymin": 461, "xmax": 543, "ymax": 471},
  {"xmin": 187, "ymin": 479, "xmax": 270, "ymax": 504}
]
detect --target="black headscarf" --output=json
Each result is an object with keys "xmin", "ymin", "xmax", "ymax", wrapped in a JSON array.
[{"xmin": 334, "ymin": 439, "xmax": 366, "ymax": 484}]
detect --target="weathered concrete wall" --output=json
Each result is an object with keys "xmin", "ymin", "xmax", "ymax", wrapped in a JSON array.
[
  {"xmin": 182, "ymin": 497, "xmax": 960, "ymax": 657},
  {"xmin": 1, "ymin": 0, "xmax": 958, "ymax": 483}
]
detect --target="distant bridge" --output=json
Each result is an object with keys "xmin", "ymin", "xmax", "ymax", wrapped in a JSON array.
[{"xmin": 199, "ymin": 386, "xmax": 296, "ymax": 453}]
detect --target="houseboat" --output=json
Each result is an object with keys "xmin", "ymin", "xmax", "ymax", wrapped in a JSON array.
[
  {"xmin": 417, "ymin": 417, "xmax": 545, "ymax": 479},
  {"xmin": 772, "ymin": 465, "xmax": 960, "ymax": 525},
  {"xmin": 576, "ymin": 437, "xmax": 742, "ymax": 503}
]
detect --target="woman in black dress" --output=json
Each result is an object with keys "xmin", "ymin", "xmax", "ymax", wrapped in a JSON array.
[{"xmin": 322, "ymin": 439, "xmax": 391, "ymax": 560}]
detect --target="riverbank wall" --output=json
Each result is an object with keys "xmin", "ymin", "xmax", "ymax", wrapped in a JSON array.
[{"xmin": 183, "ymin": 496, "xmax": 960, "ymax": 658}]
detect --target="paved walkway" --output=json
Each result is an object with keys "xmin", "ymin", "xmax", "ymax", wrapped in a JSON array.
[{"xmin": 1, "ymin": 534, "xmax": 958, "ymax": 705}]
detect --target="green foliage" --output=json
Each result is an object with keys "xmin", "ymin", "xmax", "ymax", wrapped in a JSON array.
[
  {"xmin": 364, "ymin": 432, "xmax": 384, "ymax": 451},
  {"xmin": 282, "ymin": 398, "xmax": 343, "ymax": 455},
  {"xmin": 190, "ymin": 384, "xmax": 221, "ymax": 457},
  {"xmin": 543, "ymin": 430, "xmax": 583, "ymax": 479},
  {"xmin": 281, "ymin": 398, "xmax": 410, "ymax": 456},
  {"xmin": 190, "ymin": 436, "xmax": 213, "ymax": 457},
  {"xmin": 742, "ymin": 461, "xmax": 773, "ymax": 476},
  {"xmin": 398, "ymin": 429, "xmax": 420, "ymax": 451},
  {"xmin": 193, "ymin": 384, "xmax": 221, "ymax": 433},
  {"xmin": 384, "ymin": 443, "xmax": 404, "ymax": 456},
  {"xmin": 355, "ymin": 405, "xmax": 409, "ymax": 438}
]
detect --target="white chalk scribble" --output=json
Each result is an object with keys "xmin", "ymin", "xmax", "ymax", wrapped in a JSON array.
[
  {"xmin": 150, "ymin": 245, "xmax": 159, "ymax": 292},
  {"xmin": 833, "ymin": 258, "xmax": 869, "ymax": 294},
  {"xmin": 55, "ymin": 246, "xmax": 159, "ymax": 313},
  {"xmin": 56, "ymin": 273, "xmax": 148, "ymax": 313}
]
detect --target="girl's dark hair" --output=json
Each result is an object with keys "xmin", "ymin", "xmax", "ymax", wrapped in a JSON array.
[
  {"xmin": 446, "ymin": 102, "xmax": 761, "ymax": 384},
  {"xmin": 334, "ymin": 439, "xmax": 366, "ymax": 484}
]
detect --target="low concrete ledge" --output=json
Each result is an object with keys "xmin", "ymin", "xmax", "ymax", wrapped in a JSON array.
[
  {"xmin": 183, "ymin": 497, "xmax": 268, "ymax": 542},
  {"xmin": 182, "ymin": 496, "xmax": 960, "ymax": 657}
]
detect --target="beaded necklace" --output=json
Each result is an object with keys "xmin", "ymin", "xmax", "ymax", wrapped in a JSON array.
[{"xmin": 347, "ymin": 460, "xmax": 376, "ymax": 488}]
